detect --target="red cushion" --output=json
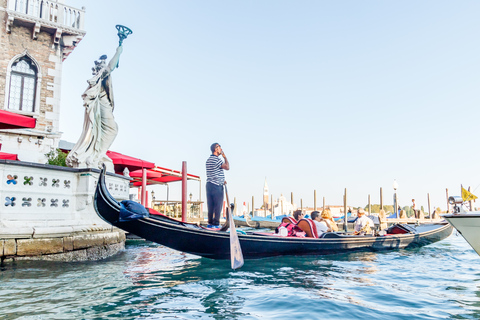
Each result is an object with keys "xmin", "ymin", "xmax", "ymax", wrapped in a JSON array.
[{"xmin": 296, "ymin": 218, "xmax": 318, "ymax": 238}]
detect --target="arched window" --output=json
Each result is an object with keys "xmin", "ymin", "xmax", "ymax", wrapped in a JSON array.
[{"xmin": 8, "ymin": 57, "xmax": 37, "ymax": 112}]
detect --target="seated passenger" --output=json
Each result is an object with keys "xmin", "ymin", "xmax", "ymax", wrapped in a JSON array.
[
  {"xmin": 321, "ymin": 209, "xmax": 339, "ymax": 232},
  {"xmin": 354, "ymin": 208, "xmax": 374, "ymax": 235},
  {"xmin": 292, "ymin": 209, "xmax": 304, "ymax": 222},
  {"xmin": 311, "ymin": 211, "xmax": 328, "ymax": 237}
]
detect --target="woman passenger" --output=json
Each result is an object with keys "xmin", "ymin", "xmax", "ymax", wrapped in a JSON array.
[{"xmin": 321, "ymin": 209, "xmax": 339, "ymax": 232}]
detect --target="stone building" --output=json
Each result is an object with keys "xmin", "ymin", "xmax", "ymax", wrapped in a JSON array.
[
  {"xmin": 0, "ymin": 0, "xmax": 85, "ymax": 161},
  {"xmin": 0, "ymin": 0, "xmax": 128, "ymax": 262}
]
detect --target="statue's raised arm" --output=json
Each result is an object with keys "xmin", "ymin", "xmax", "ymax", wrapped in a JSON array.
[{"xmin": 108, "ymin": 45, "xmax": 123, "ymax": 73}]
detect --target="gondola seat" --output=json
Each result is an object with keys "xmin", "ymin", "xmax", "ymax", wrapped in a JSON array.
[
  {"xmin": 281, "ymin": 217, "xmax": 297, "ymax": 224},
  {"xmin": 296, "ymin": 218, "xmax": 318, "ymax": 238}
]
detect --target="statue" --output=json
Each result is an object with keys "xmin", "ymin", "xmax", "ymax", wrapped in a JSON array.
[{"xmin": 66, "ymin": 25, "xmax": 132, "ymax": 171}]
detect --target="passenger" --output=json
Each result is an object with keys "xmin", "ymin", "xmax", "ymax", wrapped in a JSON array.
[
  {"xmin": 320, "ymin": 209, "xmax": 339, "ymax": 232},
  {"xmin": 311, "ymin": 211, "xmax": 328, "ymax": 237},
  {"xmin": 354, "ymin": 208, "xmax": 374, "ymax": 235},
  {"xmin": 293, "ymin": 210, "xmax": 304, "ymax": 221}
]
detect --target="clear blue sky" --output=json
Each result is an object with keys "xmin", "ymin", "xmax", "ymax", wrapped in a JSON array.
[{"xmin": 61, "ymin": 0, "xmax": 480, "ymax": 212}]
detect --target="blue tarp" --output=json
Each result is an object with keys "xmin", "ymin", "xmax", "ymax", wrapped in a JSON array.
[{"xmin": 119, "ymin": 200, "xmax": 149, "ymax": 222}]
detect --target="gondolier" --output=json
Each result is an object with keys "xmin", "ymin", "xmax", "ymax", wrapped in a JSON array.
[{"xmin": 206, "ymin": 143, "xmax": 230, "ymax": 228}]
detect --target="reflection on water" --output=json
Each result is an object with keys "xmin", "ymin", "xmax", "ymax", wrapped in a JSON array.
[{"xmin": 1, "ymin": 235, "xmax": 480, "ymax": 319}]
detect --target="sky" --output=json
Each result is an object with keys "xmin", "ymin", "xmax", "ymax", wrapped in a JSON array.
[{"xmin": 60, "ymin": 0, "xmax": 480, "ymax": 213}]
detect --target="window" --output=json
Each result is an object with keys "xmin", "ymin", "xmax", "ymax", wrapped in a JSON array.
[{"xmin": 8, "ymin": 57, "xmax": 37, "ymax": 112}]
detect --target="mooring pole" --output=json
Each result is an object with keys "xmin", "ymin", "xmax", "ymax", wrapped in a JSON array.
[
  {"xmin": 380, "ymin": 187, "xmax": 383, "ymax": 210},
  {"xmin": 252, "ymin": 196, "xmax": 254, "ymax": 216},
  {"xmin": 446, "ymin": 188, "xmax": 449, "ymax": 213},
  {"xmin": 427, "ymin": 193, "xmax": 431, "ymax": 221},
  {"xmin": 314, "ymin": 190, "xmax": 317, "ymax": 211},
  {"xmin": 234, "ymin": 197, "xmax": 237, "ymax": 216},
  {"xmin": 181, "ymin": 161, "xmax": 187, "ymax": 222},
  {"xmin": 141, "ymin": 168, "xmax": 147, "ymax": 206},
  {"xmin": 271, "ymin": 194, "xmax": 274, "ymax": 218},
  {"xmin": 344, "ymin": 188, "xmax": 348, "ymax": 233},
  {"xmin": 469, "ymin": 186, "xmax": 473, "ymax": 211},
  {"xmin": 368, "ymin": 194, "xmax": 371, "ymax": 214}
]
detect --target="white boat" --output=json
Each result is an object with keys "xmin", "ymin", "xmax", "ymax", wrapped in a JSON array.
[{"xmin": 443, "ymin": 196, "xmax": 480, "ymax": 256}]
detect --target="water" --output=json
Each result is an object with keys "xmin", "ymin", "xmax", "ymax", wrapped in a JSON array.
[{"xmin": 1, "ymin": 233, "xmax": 480, "ymax": 320}]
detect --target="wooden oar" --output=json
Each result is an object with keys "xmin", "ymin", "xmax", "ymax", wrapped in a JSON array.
[{"xmin": 224, "ymin": 184, "xmax": 244, "ymax": 270}]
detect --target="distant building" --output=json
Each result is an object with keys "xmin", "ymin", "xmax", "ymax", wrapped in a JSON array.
[
  {"xmin": 271, "ymin": 194, "xmax": 295, "ymax": 217},
  {"xmin": 263, "ymin": 178, "xmax": 269, "ymax": 210}
]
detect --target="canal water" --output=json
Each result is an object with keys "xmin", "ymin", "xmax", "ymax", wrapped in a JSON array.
[{"xmin": 1, "ymin": 232, "xmax": 479, "ymax": 320}]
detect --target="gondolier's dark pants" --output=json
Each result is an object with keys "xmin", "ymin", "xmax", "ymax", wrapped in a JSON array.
[{"xmin": 206, "ymin": 182, "xmax": 224, "ymax": 226}]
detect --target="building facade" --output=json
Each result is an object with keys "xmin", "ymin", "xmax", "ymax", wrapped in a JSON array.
[
  {"xmin": 0, "ymin": 1, "xmax": 130, "ymax": 262},
  {"xmin": 0, "ymin": 0, "xmax": 85, "ymax": 161}
]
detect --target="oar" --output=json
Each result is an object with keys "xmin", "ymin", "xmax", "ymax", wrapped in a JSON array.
[{"xmin": 224, "ymin": 184, "xmax": 244, "ymax": 270}]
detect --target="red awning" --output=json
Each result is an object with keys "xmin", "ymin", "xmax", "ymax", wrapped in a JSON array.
[
  {"xmin": 106, "ymin": 150, "xmax": 155, "ymax": 174},
  {"xmin": 129, "ymin": 169, "xmax": 163, "ymax": 179},
  {"xmin": 0, "ymin": 152, "xmax": 19, "ymax": 160},
  {"xmin": 131, "ymin": 166, "xmax": 201, "ymax": 186},
  {"xmin": 0, "ymin": 110, "xmax": 36, "ymax": 130}
]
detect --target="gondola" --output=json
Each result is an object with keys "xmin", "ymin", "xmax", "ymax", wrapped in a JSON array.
[{"xmin": 94, "ymin": 167, "xmax": 453, "ymax": 260}]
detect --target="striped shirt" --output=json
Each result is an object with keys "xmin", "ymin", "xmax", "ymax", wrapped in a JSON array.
[{"xmin": 206, "ymin": 154, "xmax": 225, "ymax": 186}]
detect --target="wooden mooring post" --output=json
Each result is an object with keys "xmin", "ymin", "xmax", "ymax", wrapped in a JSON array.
[
  {"xmin": 368, "ymin": 194, "xmax": 371, "ymax": 214},
  {"xmin": 446, "ymin": 188, "xmax": 449, "ymax": 213},
  {"xmin": 271, "ymin": 194, "xmax": 274, "ymax": 218},
  {"xmin": 343, "ymin": 188, "xmax": 348, "ymax": 232},
  {"xmin": 380, "ymin": 187, "xmax": 383, "ymax": 210},
  {"xmin": 427, "ymin": 193, "xmax": 431, "ymax": 221}
]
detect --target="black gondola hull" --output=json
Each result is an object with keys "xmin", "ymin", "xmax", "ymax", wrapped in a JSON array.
[{"xmin": 94, "ymin": 168, "xmax": 453, "ymax": 260}]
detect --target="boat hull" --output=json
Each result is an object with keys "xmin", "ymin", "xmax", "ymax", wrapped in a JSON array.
[
  {"xmin": 444, "ymin": 213, "xmax": 480, "ymax": 256},
  {"xmin": 94, "ymin": 167, "xmax": 453, "ymax": 260}
]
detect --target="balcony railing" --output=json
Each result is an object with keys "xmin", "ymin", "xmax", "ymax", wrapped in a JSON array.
[{"xmin": 7, "ymin": 0, "xmax": 85, "ymax": 31}]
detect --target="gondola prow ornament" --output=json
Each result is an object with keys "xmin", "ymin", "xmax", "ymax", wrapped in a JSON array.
[{"xmin": 66, "ymin": 25, "xmax": 132, "ymax": 172}]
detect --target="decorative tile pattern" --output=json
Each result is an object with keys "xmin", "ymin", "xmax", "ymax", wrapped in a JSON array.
[
  {"xmin": 64, "ymin": 180, "xmax": 71, "ymax": 188},
  {"xmin": 62, "ymin": 199, "xmax": 69, "ymax": 208},
  {"xmin": 7, "ymin": 175, "xmax": 18, "ymax": 185},
  {"xmin": 50, "ymin": 199, "xmax": 58, "ymax": 207},
  {"xmin": 39, "ymin": 177, "xmax": 47, "ymax": 187},
  {"xmin": 37, "ymin": 198, "xmax": 46, "ymax": 207},
  {"xmin": 52, "ymin": 179, "xmax": 60, "ymax": 187},
  {"xmin": 23, "ymin": 176, "xmax": 33, "ymax": 185},
  {"xmin": 22, "ymin": 197, "xmax": 32, "ymax": 207},
  {"xmin": 5, "ymin": 197, "xmax": 16, "ymax": 206}
]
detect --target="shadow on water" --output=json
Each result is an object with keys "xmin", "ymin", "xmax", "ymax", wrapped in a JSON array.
[{"xmin": 2, "ymin": 236, "xmax": 480, "ymax": 319}]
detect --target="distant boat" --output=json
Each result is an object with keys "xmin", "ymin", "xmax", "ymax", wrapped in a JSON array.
[
  {"xmin": 94, "ymin": 166, "xmax": 454, "ymax": 260},
  {"xmin": 334, "ymin": 211, "xmax": 353, "ymax": 222}
]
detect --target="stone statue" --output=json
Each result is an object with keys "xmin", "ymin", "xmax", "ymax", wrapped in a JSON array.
[
  {"xmin": 66, "ymin": 25, "xmax": 132, "ymax": 171},
  {"xmin": 66, "ymin": 46, "xmax": 122, "ymax": 171}
]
